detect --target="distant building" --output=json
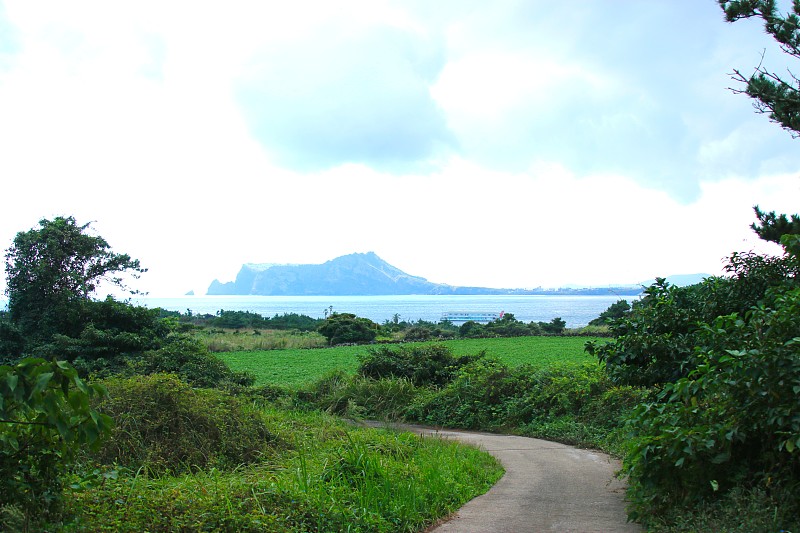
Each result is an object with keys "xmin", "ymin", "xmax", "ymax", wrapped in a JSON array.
[{"xmin": 441, "ymin": 311, "xmax": 500, "ymax": 324}]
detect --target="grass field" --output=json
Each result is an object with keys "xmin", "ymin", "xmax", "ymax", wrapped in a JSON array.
[{"xmin": 219, "ymin": 336, "xmax": 599, "ymax": 387}]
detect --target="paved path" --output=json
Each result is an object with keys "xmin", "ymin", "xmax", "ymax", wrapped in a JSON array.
[{"xmin": 373, "ymin": 423, "xmax": 641, "ymax": 533}]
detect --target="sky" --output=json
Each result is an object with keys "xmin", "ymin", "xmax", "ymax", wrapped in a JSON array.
[{"xmin": 0, "ymin": 0, "xmax": 798, "ymax": 297}]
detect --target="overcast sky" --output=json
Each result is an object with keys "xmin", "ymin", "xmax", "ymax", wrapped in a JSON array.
[{"xmin": 0, "ymin": 0, "xmax": 798, "ymax": 297}]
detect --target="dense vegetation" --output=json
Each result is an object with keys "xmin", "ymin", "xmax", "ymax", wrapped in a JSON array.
[
  {"xmin": 586, "ymin": 226, "xmax": 800, "ymax": 528},
  {"xmin": 7, "ymin": 3, "xmax": 800, "ymax": 531},
  {"xmin": 0, "ymin": 218, "xmax": 503, "ymax": 532}
]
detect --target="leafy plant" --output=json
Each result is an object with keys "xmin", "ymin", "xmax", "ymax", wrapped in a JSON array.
[
  {"xmin": 357, "ymin": 344, "xmax": 483, "ymax": 387},
  {"xmin": 622, "ymin": 287, "xmax": 800, "ymax": 520},
  {"xmin": 0, "ymin": 358, "xmax": 112, "ymax": 527}
]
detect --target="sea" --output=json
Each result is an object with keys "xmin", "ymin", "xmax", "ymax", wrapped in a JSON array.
[
  {"xmin": 124, "ymin": 294, "xmax": 635, "ymax": 328},
  {"xmin": 0, "ymin": 294, "xmax": 636, "ymax": 327}
]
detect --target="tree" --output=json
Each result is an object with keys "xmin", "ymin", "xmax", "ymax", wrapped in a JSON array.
[
  {"xmin": 751, "ymin": 205, "xmax": 800, "ymax": 244},
  {"xmin": 539, "ymin": 317, "xmax": 566, "ymax": 334},
  {"xmin": 720, "ymin": 0, "xmax": 800, "ymax": 136},
  {"xmin": 4, "ymin": 217, "xmax": 145, "ymax": 343},
  {"xmin": 588, "ymin": 299, "xmax": 630, "ymax": 326},
  {"xmin": 317, "ymin": 313, "xmax": 378, "ymax": 345}
]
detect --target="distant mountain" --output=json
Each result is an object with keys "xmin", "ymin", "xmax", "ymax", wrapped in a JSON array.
[{"xmin": 206, "ymin": 252, "xmax": 644, "ymax": 296}]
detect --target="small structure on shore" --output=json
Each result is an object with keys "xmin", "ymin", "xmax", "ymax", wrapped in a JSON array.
[{"xmin": 441, "ymin": 311, "xmax": 500, "ymax": 324}]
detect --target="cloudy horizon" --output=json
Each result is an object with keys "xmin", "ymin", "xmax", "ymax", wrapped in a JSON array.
[{"xmin": 0, "ymin": 0, "xmax": 798, "ymax": 297}]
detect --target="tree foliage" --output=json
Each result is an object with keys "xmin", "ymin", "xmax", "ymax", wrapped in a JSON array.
[
  {"xmin": 4, "ymin": 217, "xmax": 145, "ymax": 344},
  {"xmin": 720, "ymin": 0, "xmax": 800, "ymax": 136},
  {"xmin": 317, "ymin": 313, "xmax": 378, "ymax": 345},
  {"xmin": 588, "ymin": 299, "xmax": 630, "ymax": 327},
  {"xmin": 591, "ymin": 218, "xmax": 800, "ymax": 521},
  {"xmin": 751, "ymin": 205, "xmax": 800, "ymax": 244},
  {"xmin": 0, "ymin": 358, "xmax": 112, "ymax": 524}
]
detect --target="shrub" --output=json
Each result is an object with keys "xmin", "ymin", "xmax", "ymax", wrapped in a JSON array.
[
  {"xmin": 94, "ymin": 374, "xmax": 276, "ymax": 474},
  {"xmin": 409, "ymin": 360, "xmax": 648, "ymax": 452},
  {"xmin": 317, "ymin": 313, "xmax": 378, "ymax": 345},
  {"xmin": 622, "ymin": 287, "xmax": 800, "ymax": 520},
  {"xmin": 304, "ymin": 371, "xmax": 422, "ymax": 420},
  {"xmin": 357, "ymin": 344, "xmax": 483, "ymax": 387},
  {"xmin": 0, "ymin": 358, "xmax": 111, "ymax": 527},
  {"xmin": 139, "ymin": 334, "xmax": 255, "ymax": 389}
]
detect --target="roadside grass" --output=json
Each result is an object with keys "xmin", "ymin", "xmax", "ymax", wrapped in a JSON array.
[
  {"xmin": 61, "ymin": 408, "xmax": 502, "ymax": 532},
  {"xmin": 220, "ymin": 336, "xmax": 597, "ymax": 387}
]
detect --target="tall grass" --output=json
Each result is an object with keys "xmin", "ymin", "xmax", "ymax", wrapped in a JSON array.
[
  {"xmin": 61, "ymin": 409, "xmax": 502, "ymax": 532},
  {"xmin": 193, "ymin": 328, "xmax": 327, "ymax": 352}
]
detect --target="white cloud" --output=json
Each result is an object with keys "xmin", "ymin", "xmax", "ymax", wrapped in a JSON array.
[{"xmin": 0, "ymin": 1, "xmax": 799, "ymax": 298}]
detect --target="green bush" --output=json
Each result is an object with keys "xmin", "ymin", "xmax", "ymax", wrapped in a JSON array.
[
  {"xmin": 317, "ymin": 313, "xmax": 378, "ymax": 345},
  {"xmin": 28, "ymin": 297, "xmax": 170, "ymax": 364},
  {"xmin": 357, "ymin": 344, "xmax": 483, "ymax": 387},
  {"xmin": 140, "ymin": 334, "xmax": 255, "ymax": 389},
  {"xmin": 409, "ymin": 360, "xmax": 648, "ymax": 452},
  {"xmin": 305, "ymin": 371, "xmax": 422, "ymax": 420},
  {"xmin": 588, "ymin": 252, "xmax": 798, "ymax": 388},
  {"xmin": 94, "ymin": 374, "xmax": 276, "ymax": 474},
  {"xmin": 0, "ymin": 358, "xmax": 111, "ymax": 527},
  {"xmin": 622, "ymin": 287, "xmax": 800, "ymax": 521}
]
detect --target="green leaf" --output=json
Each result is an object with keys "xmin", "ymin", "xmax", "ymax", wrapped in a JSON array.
[
  {"xmin": 31, "ymin": 371, "xmax": 54, "ymax": 397},
  {"xmin": 786, "ymin": 439, "xmax": 796, "ymax": 453},
  {"xmin": 710, "ymin": 480, "xmax": 719, "ymax": 492},
  {"xmin": 6, "ymin": 374, "xmax": 18, "ymax": 392}
]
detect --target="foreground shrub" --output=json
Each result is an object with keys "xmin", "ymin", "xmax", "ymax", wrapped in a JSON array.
[
  {"xmin": 622, "ymin": 287, "xmax": 800, "ymax": 522},
  {"xmin": 409, "ymin": 360, "xmax": 648, "ymax": 452},
  {"xmin": 306, "ymin": 356, "xmax": 646, "ymax": 454},
  {"xmin": 645, "ymin": 485, "xmax": 800, "ymax": 533},
  {"xmin": 62, "ymin": 411, "xmax": 503, "ymax": 532},
  {"xmin": 0, "ymin": 358, "xmax": 111, "ymax": 529},
  {"xmin": 94, "ymin": 374, "xmax": 276, "ymax": 474}
]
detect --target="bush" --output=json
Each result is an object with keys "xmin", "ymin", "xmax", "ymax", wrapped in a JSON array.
[
  {"xmin": 28, "ymin": 297, "xmax": 170, "ymax": 364},
  {"xmin": 409, "ymin": 360, "xmax": 648, "ymax": 452},
  {"xmin": 0, "ymin": 358, "xmax": 111, "ymax": 527},
  {"xmin": 622, "ymin": 287, "xmax": 800, "ymax": 520},
  {"xmin": 304, "ymin": 371, "xmax": 422, "ymax": 420},
  {"xmin": 357, "ymin": 344, "xmax": 483, "ymax": 387},
  {"xmin": 139, "ymin": 334, "xmax": 255, "ymax": 389},
  {"xmin": 317, "ymin": 313, "xmax": 378, "ymax": 345},
  {"xmin": 94, "ymin": 374, "xmax": 277, "ymax": 474}
]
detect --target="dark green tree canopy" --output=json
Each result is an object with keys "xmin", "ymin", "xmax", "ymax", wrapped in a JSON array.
[
  {"xmin": 317, "ymin": 313, "xmax": 378, "ymax": 345},
  {"xmin": 4, "ymin": 216, "xmax": 145, "ymax": 341},
  {"xmin": 751, "ymin": 205, "xmax": 800, "ymax": 244},
  {"xmin": 720, "ymin": 0, "xmax": 800, "ymax": 136}
]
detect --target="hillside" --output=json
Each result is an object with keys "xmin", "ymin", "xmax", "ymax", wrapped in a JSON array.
[{"xmin": 206, "ymin": 252, "xmax": 645, "ymax": 296}]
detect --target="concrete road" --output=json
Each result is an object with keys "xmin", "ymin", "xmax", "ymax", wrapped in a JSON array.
[{"xmin": 381, "ymin": 424, "xmax": 642, "ymax": 533}]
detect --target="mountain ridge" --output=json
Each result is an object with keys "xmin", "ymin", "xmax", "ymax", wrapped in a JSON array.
[{"xmin": 206, "ymin": 252, "xmax": 649, "ymax": 296}]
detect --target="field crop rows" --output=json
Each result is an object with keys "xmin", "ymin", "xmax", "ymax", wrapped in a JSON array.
[{"xmin": 219, "ymin": 336, "xmax": 599, "ymax": 387}]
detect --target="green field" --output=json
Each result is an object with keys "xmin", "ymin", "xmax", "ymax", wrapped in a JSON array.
[{"xmin": 220, "ymin": 336, "xmax": 600, "ymax": 387}]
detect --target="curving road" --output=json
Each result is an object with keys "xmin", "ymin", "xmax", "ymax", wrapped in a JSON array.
[{"xmin": 374, "ymin": 423, "xmax": 642, "ymax": 533}]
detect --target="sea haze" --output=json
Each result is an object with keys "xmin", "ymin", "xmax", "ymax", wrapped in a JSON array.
[{"xmin": 135, "ymin": 294, "xmax": 634, "ymax": 328}]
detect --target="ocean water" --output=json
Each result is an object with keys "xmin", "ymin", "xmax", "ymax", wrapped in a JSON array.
[{"xmin": 130, "ymin": 294, "xmax": 634, "ymax": 328}]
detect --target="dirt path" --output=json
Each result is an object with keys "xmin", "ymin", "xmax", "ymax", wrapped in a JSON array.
[{"xmin": 373, "ymin": 423, "xmax": 641, "ymax": 532}]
